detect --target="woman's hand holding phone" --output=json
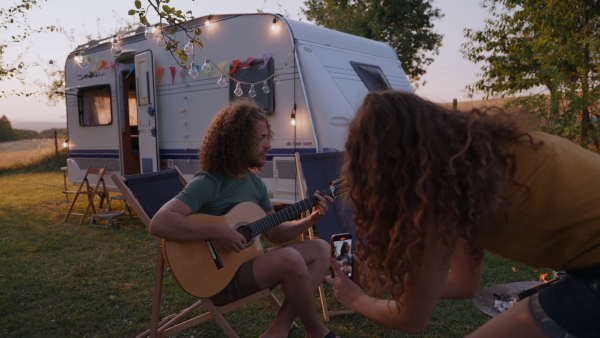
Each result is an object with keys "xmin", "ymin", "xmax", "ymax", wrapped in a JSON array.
[{"xmin": 325, "ymin": 255, "xmax": 364, "ymax": 310}]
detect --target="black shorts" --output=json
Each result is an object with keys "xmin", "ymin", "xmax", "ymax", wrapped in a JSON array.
[
  {"xmin": 529, "ymin": 264, "xmax": 600, "ymax": 337},
  {"xmin": 209, "ymin": 257, "xmax": 260, "ymax": 306}
]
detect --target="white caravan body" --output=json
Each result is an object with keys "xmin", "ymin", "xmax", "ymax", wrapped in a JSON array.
[{"xmin": 63, "ymin": 13, "xmax": 413, "ymax": 204}]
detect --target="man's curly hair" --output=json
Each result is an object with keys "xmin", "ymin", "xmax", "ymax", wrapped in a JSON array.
[
  {"xmin": 343, "ymin": 90, "xmax": 536, "ymax": 306},
  {"xmin": 199, "ymin": 99, "xmax": 273, "ymax": 177}
]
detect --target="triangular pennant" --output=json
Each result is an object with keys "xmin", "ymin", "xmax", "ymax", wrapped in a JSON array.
[
  {"xmin": 228, "ymin": 60, "xmax": 240, "ymax": 75},
  {"xmin": 125, "ymin": 64, "xmax": 135, "ymax": 79},
  {"xmin": 170, "ymin": 66, "xmax": 176, "ymax": 84},
  {"xmin": 156, "ymin": 66, "xmax": 165, "ymax": 82},
  {"xmin": 258, "ymin": 53, "xmax": 272, "ymax": 70},
  {"xmin": 238, "ymin": 57, "xmax": 255, "ymax": 68},
  {"xmin": 214, "ymin": 62, "xmax": 226, "ymax": 78},
  {"xmin": 92, "ymin": 58, "xmax": 99, "ymax": 72}
]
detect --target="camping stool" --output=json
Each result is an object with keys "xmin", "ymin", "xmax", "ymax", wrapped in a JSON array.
[{"xmin": 90, "ymin": 195, "xmax": 131, "ymax": 229}]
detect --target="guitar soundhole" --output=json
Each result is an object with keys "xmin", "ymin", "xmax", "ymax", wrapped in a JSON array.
[{"xmin": 236, "ymin": 225, "xmax": 253, "ymax": 243}]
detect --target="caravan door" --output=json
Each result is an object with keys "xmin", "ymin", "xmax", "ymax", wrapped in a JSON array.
[{"xmin": 134, "ymin": 51, "xmax": 159, "ymax": 173}]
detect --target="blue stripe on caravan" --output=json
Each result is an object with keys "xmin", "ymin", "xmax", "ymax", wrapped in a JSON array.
[
  {"xmin": 69, "ymin": 147, "xmax": 338, "ymax": 161},
  {"xmin": 69, "ymin": 149, "xmax": 119, "ymax": 159},
  {"xmin": 157, "ymin": 148, "xmax": 336, "ymax": 161},
  {"xmin": 159, "ymin": 148, "xmax": 199, "ymax": 160}
]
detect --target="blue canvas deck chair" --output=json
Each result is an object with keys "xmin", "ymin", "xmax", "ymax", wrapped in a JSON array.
[
  {"xmin": 295, "ymin": 152, "xmax": 357, "ymax": 320},
  {"xmin": 111, "ymin": 168, "xmax": 283, "ymax": 338}
]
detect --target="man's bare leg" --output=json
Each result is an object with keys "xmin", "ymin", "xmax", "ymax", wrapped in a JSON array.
[{"xmin": 254, "ymin": 239, "xmax": 333, "ymax": 338}]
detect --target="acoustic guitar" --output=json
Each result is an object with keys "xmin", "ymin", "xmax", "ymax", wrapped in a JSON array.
[{"xmin": 162, "ymin": 177, "xmax": 347, "ymax": 298}]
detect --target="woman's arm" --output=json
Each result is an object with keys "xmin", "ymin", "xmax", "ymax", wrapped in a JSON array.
[
  {"xmin": 440, "ymin": 239, "xmax": 483, "ymax": 299},
  {"xmin": 326, "ymin": 235, "xmax": 482, "ymax": 333}
]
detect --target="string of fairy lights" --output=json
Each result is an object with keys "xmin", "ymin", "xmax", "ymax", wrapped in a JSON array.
[{"xmin": 72, "ymin": 14, "xmax": 294, "ymax": 99}]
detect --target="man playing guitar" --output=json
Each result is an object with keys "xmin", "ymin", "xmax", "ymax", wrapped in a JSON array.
[{"xmin": 150, "ymin": 99, "xmax": 339, "ymax": 338}]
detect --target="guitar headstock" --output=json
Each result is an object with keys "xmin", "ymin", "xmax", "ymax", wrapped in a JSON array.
[{"xmin": 329, "ymin": 176, "xmax": 349, "ymax": 198}]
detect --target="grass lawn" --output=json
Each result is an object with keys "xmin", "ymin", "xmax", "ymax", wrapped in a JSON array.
[{"xmin": 0, "ymin": 170, "xmax": 552, "ymax": 337}]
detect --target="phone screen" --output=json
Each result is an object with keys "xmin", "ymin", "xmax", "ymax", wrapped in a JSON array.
[{"xmin": 331, "ymin": 233, "xmax": 352, "ymax": 280}]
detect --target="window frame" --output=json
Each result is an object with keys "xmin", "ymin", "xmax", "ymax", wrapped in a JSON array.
[
  {"xmin": 77, "ymin": 84, "xmax": 113, "ymax": 126},
  {"xmin": 350, "ymin": 61, "xmax": 392, "ymax": 92}
]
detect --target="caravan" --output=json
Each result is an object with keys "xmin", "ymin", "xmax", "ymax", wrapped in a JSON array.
[{"xmin": 63, "ymin": 13, "xmax": 413, "ymax": 205}]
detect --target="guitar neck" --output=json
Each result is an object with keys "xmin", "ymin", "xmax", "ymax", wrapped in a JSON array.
[{"xmin": 248, "ymin": 189, "xmax": 335, "ymax": 238}]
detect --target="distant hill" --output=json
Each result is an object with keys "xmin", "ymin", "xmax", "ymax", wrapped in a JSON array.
[{"xmin": 11, "ymin": 121, "xmax": 67, "ymax": 132}]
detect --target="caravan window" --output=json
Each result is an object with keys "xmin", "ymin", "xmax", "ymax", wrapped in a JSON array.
[
  {"xmin": 229, "ymin": 57, "xmax": 275, "ymax": 115},
  {"xmin": 350, "ymin": 62, "xmax": 392, "ymax": 92},
  {"xmin": 78, "ymin": 85, "xmax": 112, "ymax": 126}
]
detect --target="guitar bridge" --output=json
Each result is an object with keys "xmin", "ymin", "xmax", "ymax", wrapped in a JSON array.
[{"xmin": 206, "ymin": 239, "xmax": 224, "ymax": 269}]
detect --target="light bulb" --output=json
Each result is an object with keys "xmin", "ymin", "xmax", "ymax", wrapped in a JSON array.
[
  {"xmin": 15, "ymin": 63, "xmax": 25, "ymax": 80},
  {"xmin": 262, "ymin": 81, "xmax": 270, "ymax": 94},
  {"xmin": 273, "ymin": 75, "xmax": 280, "ymax": 85},
  {"xmin": 205, "ymin": 15, "xmax": 212, "ymax": 26},
  {"xmin": 217, "ymin": 75, "xmax": 227, "ymax": 87},
  {"xmin": 248, "ymin": 84, "xmax": 257, "ymax": 98},
  {"xmin": 234, "ymin": 82, "xmax": 243, "ymax": 96},
  {"xmin": 184, "ymin": 39, "xmax": 194, "ymax": 55},
  {"xmin": 188, "ymin": 63, "xmax": 199, "ymax": 78},
  {"xmin": 201, "ymin": 59, "xmax": 211, "ymax": 73},
  {"xmin": 145, "ymin": 25, "xmax": 155, "ymax": 38},
  {"xmin": 157, "ymin": 34, "xmax": 167, "ymax": 48},
  {"xmin": 291, "ymin": 114, "xmax": 296, "ymax": 126},
  {"xmin": 111, "ymin": 37, "xmax": 122, "ymax": 56},
  {"xmin": 46, "ymin": 59, "xmax": 59, "ymax": 76},
  {"xmin": 111, "ymin": 43, "xmax": 122, "ymax": 56},
  {"xmin": 77, "ymin": 52, "xmax": 89, "ymax": 68},
  {"xmin": 272, "ymin": 17, "xmax": 277, "ymax": 31}
]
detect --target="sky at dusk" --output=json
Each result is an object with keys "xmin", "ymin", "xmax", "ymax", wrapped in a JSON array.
[{"xmin": 0, "ymin": 0, "xmax": 490, "ymax": 124}]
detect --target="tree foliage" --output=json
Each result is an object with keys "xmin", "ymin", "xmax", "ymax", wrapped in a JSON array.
[
  {"xmin": 0, "ymin": 115, "xmax": 17, "ymax": 142},
  {"xmin": 461, "ymin": 0, "xmax": 600, "ymax": 151},
  {"xmin": 0, "ymin": 115, "xmax": 66, "ymax": 142},
  {"xmin": 301, "ymin": 0, "xmax": 444, "ymax": 85},
  {"xmin": 128, "ymin": 0, "xmax": 201, "ymax": 70},
  {"xmin": 0, "ymin": 0, "xmax": 58, "ymax": 83}
]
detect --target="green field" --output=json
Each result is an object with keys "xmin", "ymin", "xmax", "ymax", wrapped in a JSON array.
[{"xmin": 0, "ymin": 166, "xmax": 552, "ymax": 337}]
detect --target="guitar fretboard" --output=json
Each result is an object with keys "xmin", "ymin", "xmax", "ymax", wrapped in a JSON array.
[{"xmin": 245, "ymin": 189, "xmax": 336, "ymax": 239}]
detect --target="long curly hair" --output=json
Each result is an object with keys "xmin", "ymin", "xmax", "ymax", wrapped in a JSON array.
[
  {"xmin": 343, "ymin": 90, "xmax": 535, "ymax": 303},
  {"xmin": 199, "ymin": 99, "xmax": 273, "ymax": 177}
]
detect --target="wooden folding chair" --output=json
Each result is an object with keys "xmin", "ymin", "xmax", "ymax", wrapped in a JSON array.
[
  {"xmin": 64, "ymin": 166, "xmax": 109, "ymax": 225},
  {"xmin": 295, "ymin": 152, "xmax": 356, "ymax": 320},
  {"xmin": 111, "ymin": 168, "xmax": 285, "ymax": 338}
]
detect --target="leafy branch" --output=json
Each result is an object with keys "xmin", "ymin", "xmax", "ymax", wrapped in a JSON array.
[{"xmin": 128, "ymin": 0, "xmax": 204, "ymax": 70}]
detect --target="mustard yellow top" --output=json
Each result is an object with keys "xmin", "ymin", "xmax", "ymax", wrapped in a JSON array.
[{"xmin": 479, "ymin": 131, "xmax": 600, "ymax": 271}]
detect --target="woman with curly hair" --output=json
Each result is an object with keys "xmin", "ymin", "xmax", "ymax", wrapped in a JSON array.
[
  {"xmin": 325, "ymin": 91, "xmax": 600, "ymax": 337},
  {"xmin": 151, "ymin": 99, "xmax": 339, "ymax": 338}
]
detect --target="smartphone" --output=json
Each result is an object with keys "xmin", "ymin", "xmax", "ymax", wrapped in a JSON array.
[{"xmin": 330, "ymin": 233, "xmax": 353, "ymax": 280}]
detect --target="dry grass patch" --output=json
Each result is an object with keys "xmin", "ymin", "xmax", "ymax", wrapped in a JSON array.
[{"xmin": 0, "ymin": 139, "xmax": 58, "ymax": 169}]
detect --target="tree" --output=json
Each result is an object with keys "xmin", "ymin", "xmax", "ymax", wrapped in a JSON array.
[
  {"xmin": 0, "ymin": 115, "xmax": 17, "ymax": 142},
  {"xmin": 0, "ymin": 0, "xmax": 58, "ymax": 88},
  {"xmin": 301, "ymin": 0, "xmax": 444, "ymax": 85},
  {"xmin": 461, "ymin": 0, "xmax": 600, "ymax": 151}
]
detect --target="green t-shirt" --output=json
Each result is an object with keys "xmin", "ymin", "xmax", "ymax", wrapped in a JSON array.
[{"xmin": 175, "ymin": 170, "xmax": 274, "ymax": 216}]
